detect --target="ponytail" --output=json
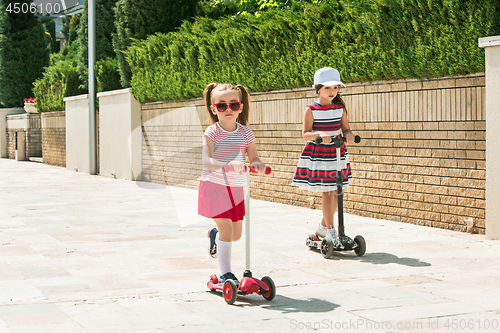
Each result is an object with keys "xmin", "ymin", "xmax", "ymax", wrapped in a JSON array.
[
  {"xmin": 235, "ymin": 85, "xmax": 249, "ymax": 126},
  {"xmin": 333, "ymin": 94, "xmax": 348, "ymax": 114},
  {"xmin": 203, "ymin": 82, "xmax": 219, "ymax": 124}
]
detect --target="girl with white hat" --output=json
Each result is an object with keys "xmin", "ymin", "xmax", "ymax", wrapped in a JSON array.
[{"xmin": 292, "ymin": 67, "xmax": 356, "ymax": 245}]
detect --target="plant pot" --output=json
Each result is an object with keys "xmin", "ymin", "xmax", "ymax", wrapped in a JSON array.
[{"xmin": 24, "ymin": 103, "xmax": 37, "ymax": 113}]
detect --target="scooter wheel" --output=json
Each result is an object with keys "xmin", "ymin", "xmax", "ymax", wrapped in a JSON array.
[
  {"xmin": 223, "ymin": 279, "xmax": 238, "ymax": 305},
  {"xmin": 321, "ymin": 238, "xmax": 334, "ymax": 259},
  {"xmin": 260, "ymin": 276, "xmax": 276, "ymax": 301},
  {"xmin": 354, "ymin": 235, "xmax": 366, "ymax": 257}
]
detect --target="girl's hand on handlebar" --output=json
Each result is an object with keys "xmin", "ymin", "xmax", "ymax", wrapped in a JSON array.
[
  {"xmin": 344, "ymin": 132, "xmax": 355, "ymax": 144},
  {"xmin": 250, "ymin": 161, "xmax": 267, "ymax": 174},
  {"xmin": 228, "ymin": 160, "xmax": 245, "ymax": 174},
  {"xmin": 319, "ymin": 132, "xmax": 332, "ymax": 144}
]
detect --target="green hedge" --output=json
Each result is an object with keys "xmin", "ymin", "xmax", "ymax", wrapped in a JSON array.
[
  {"xmin": 113, "ymin": 0, "xmax": 199, "ymax": 88},
  {"xmin": 96, "ymin": 57, "xmax": 122, "ymax": 93},
  {"xmin": 33, "ymin": 56, "xmax": 122, "ymax": 112},
  {"xmin": 127, "ymin": 0, "xmax": 499, "ymax": 104},
  {"xmin": 33, "ymin": 58, "xmax": 84, "ymax": 112}
]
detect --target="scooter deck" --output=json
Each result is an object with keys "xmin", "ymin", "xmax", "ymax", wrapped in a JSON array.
[
  {"xmin": 207, "ymin": 274, "xmax": 276, "ymax": 304},
  {"xmin": 306, "ymin": 233, "xmax": 366, "ymax": 258},
  {"xmin": 306, "ymin": 234, "xmax": 356, "ymax": 251}
]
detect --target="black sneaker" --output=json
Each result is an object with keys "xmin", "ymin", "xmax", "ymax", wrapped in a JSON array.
[
  {"xmin": 219, "ymin": 272, "xmax": 239, "ymax": 285},
  {"xmin": 208, "ymin": 228, "xmax": 218, "ymax": 258}
]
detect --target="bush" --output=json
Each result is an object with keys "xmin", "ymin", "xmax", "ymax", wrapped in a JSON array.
[
  {"xmin": 96, "ymin": 57, "xmax": 122, "ymax": 92},
  {"xmin": 126, "ymin": 0, "xmax": 499, "ymax": 103},
  {"xmin": 34, "ymin": 42, "xmax": 84, "ymax": 112},
  {"xmin": 34, "ymin": 45, "xmax": 121, "ymax": 111},
  {"xmin": 33, "ymin": 59, "xmax": 85, "ymax": 112}
]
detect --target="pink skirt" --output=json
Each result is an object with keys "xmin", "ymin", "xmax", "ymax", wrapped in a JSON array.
[{"xmin": 198, "ymin": 181, "xmax": 245, "ymax": 222}]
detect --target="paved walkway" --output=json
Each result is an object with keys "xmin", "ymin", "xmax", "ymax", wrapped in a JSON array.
[{"xmin": 0, "ymin": 158, "xmax": 499, "ymax": 333}]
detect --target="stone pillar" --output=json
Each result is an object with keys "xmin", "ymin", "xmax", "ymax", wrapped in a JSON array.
[
  {"xmin": 5, "ymin": 113, "xmax": 42, "ymax": 160},
  {"xmin": 64, "ymin": 94, "xmax": 90, "ymax": 173},
  {"xmin": 97, "ymin": 88, "xmax": 142, "ymax": 180},
  {"xmin": 479, "ymin": 35, "xmax": 500, "ymax": 240},
  {"xmin": 0, "ymin": 108, "xmax": 24, "ymax": 158}
]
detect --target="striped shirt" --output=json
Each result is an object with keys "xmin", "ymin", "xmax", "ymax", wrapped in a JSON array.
[
  {"xmin": 201, "ymin": 122, "xmax": 256, "ymax": 187},
  {"xmin": 310, "ymin": 102, "xmax": 343, "ymax": 136}
]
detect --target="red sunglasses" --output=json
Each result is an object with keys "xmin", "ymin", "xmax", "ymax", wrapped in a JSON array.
[{"xmin": 213, "ymin": 102, "xmax": 242, "ymax": 112}]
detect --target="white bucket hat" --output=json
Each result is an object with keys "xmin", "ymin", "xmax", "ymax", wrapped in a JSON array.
[{"xmin": 313, "ymin": 67, "xmax": 346, "ymax": 88}]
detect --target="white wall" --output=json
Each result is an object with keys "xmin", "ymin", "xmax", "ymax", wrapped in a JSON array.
[
  {"xmin": 64, "ymin": 94, "xmax": 90, "ymax": 173},
  {"xmin": 479, "ymin": 35, "xmax": 500, "ymax": 240},
  {"xmin": 97, "ymin": 88, "xmax": 142, "ymax": 180}
]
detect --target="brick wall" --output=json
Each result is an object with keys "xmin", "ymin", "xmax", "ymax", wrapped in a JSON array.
[
  {"xmin": 41, "ymin": 111, "xmax": 66, "ymax": 167},
  {"xmin": 345, "ymin": 121, "xmax": 485, "ymax": 232},
  {"xmin": 141, "ymin": 104, "xmax": 205, "ymax": 189},
  {"xmin": 141, "ymin": 73, "xmax": 486, "ymax": 234}
]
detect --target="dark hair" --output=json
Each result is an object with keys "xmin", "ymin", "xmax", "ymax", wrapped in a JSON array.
[
  {"xmin": 314, "ymin": 84, "xmax": 348, "ymax": 114},
  {"xmin": 203, "ymin": 82, "xmax": 250, "ymax": 125}
]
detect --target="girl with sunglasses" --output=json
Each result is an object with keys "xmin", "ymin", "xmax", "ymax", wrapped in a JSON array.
[
  {"xmin": 198, "ymin": 82, "xmax": 267, "ymax": 285},
  {"xmin": 292, "ymin": 67, "xmax": 355, "ymax": 246}
]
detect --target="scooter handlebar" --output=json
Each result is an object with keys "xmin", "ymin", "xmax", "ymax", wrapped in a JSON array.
[
  {"xmin": 314, "ymin": 135, "xmax": 361, "ymax": 144},
  {"xmin": 222, "ymin": 165, "xmax": 272, "ymax": 175}
]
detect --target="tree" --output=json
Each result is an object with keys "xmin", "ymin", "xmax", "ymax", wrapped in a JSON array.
[
  {"xmin": 40, "ymin": 17, "xmax": 56, "ymax": 52},
  {"xmin": 0, "ymin": 0, "xmax": 49, "ymax": 108}
]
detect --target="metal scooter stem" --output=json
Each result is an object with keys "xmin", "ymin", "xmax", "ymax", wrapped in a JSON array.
[
  {"xmin": 244, "ymin": 167, "xmax": 252, "ymax": 277},
  {"xmin": 333, "ymin": 137, "xmax": 345, "ymax": 237}
]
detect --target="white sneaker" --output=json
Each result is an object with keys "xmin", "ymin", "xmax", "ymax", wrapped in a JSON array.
[
  {"xmin": 326, "ymin": 228, "xmax": 344, "ymax": 249},
  {"xmin": 315, "ymin": 224, "xmax": 327, "ymax": 238},
  {"xmin": 325, "ymin": 228, "xmax": 337, "ymax": 241}
]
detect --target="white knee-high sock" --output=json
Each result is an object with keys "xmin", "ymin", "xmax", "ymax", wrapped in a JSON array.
[{"xmin": 216, "ymin": 239, "xmax": 232, "ymax": 276}]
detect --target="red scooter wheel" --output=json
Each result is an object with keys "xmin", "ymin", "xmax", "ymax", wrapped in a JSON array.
[
  {"xmin": 223, "ymin": 280, "xmax": 238, "ymax": 305},
  {"xmin": 260, "ymin": 276, "xmax": 276, "ymax": 301}
]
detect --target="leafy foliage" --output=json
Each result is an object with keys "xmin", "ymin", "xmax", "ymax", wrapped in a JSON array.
[
  {"xmin": 40, "ymin": 18, "xmax": 56, "ymax": 53},
  {"xmin": 77, "ymin": 0, "xmax": 119, "ymax": 89},
  {"xmin": 33, "ymin": 42, "xmax": 85, "ymax": 112},
  {"xmin": 127, "ymin": 0, "xmax": 499, "ymax": 103},
  {"xmin": 96, "ymin": 57, "xmax": 122, "ymax": 93},
  {"xmin": 113, "ymin": 0, "xmax": 199, "ymax": 88}
]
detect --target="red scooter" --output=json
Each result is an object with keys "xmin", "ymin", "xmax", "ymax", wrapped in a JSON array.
[{"xmin": 207, "ymin": 165, "xmax": 276, "ymax": 305}]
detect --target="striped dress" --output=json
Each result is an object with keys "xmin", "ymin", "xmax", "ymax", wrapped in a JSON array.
[{"xmin": 291, "ymin": 102, "xmax": 352, "ymax": 192}]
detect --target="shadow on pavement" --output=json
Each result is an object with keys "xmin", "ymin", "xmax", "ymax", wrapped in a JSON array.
[
  {"xmin": 309, "ymin": 249, "xmax": 431, "ymax": 267},
  {"xmin": 311, "ymin": 251, "xmax": 432, "ymax": 267},
  {"xmin": 227, "ymin": 294, "xmax": 339, "ymax": 313},
  {"xmin": 358, "ymin": 252, "xmax": 431, "ymax": 267},
  {"xmin": 261, "ymin": 295, "xmax": 340, "ymax": 313}
]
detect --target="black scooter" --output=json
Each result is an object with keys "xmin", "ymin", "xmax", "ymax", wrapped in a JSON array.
[{"xmin": 305, "ymin": 135, "xmax": 366, "ymax": 259}]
